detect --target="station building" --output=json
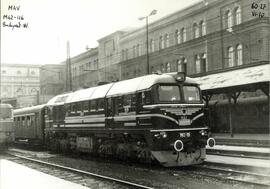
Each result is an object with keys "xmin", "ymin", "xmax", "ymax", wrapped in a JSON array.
[
  {"xmin": 45, "ymin": 0, "xmax": 269, "ymax": 134},
  {"xmin": 0, "ymin": 64, "xmax": 40, "ymax": 108}
]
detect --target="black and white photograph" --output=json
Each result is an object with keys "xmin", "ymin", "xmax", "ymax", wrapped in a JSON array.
[{"xmin": 0, "ymin": 0, "xmax": 269, "ymax": 188}]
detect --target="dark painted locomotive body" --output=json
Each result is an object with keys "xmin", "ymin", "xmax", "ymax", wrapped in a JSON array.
[{"xmin": 14, "ymin": 73, "xmax": 215, "ymax": 166}]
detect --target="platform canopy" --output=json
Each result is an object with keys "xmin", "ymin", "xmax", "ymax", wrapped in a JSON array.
[{"xmin": 194, "ymin": 64, "xmax": 270, "ymax": 95}]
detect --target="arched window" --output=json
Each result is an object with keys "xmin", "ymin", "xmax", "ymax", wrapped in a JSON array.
[
  {"xmin": 225, "ymin": 10, "xmax": 233, "ymax": 28},
  {"xmin": 133, "ymin": 45, "xmax": 137, "ymax": 57},
  {"xmin": 17, "ymin": 70, "xmax": 22, "ymax": 75},
  {"xmin": 150, "ymin": 39, "xmax": 155, "ymax": 52},
  {"xmin": 200, "ymin": 20, "xmax": 206, "ymax": 36},
  {"xmin": 235, "ymin": 7, "xmax": 241, "ymax": 25},
  {"xmin": 166, "ymin": 62, "xmax": 171, "ymax": 72},
  {"xmin": 121, "ymin": 50, "xmax": 125, "ymax": 60},
  {"xmin": 159, "ymin": 35, "xmax": 164, "ymax": 49},
  {"xmin": 160, "ymin": 64, "xmax": 165, "ymax": 73},
  {"xmin": 195, "ymin": 55, "xmax": 201, "ymax": 73},
  {"xmin": 201, "ymin": 53, "xmax": 207, "ymax": 72},
  {"xmin": 151, "ymin": 66, "xmax": 154, "ymax": 73},
  {"xmin": 175, "ymin": 29, "xmax": 181, "ymax": 44},
  {"xmin": 228, "ymin": 46, "xmax": 234, "ymax": 67},
  {"xmin": 181, "ymin": 27, "xmax": 186, "ymax": 42},
  {"xmin": 236, "ymin": 44, "xmax": 243, "ymax": 65},
  {"xmin": 137, "ymin": 44, "xmax": 141, "ymax": 56},
  {"xmin": 31, "ymin": 71, "xmax": 35, "ymax": 75},
  {"xmin": 165, "ymin": 34, "xmax": 169, "ymax": 48},
  {"xmin": 193, "ymin": 23, "xmax": 199, "ymax": 38},
  {"xmin": 177, "ymin": 58, "xmax": 187, "ymax": 73}
]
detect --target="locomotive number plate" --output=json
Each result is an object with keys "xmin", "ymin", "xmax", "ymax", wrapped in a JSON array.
[{"xmin": 179, "ymin": 119, "xmax": 191, "ymax": 126}]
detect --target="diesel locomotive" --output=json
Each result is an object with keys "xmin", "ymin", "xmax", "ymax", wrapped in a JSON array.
[{"xmin": 14, "ymin": 72, "xmax": 215, "ymax": 166}]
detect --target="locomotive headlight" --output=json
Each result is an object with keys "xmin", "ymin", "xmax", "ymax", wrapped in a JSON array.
[
  {"xmin": 200, "ymin": 130, "xmax": 207, "ymax": 136},
  {"xmin": 160, "ymin": 131, "xmax": 167, "ymax": 138},
  {"xmin": 180, "ymin": 132, "xmax": 190, "ymax": 138}
]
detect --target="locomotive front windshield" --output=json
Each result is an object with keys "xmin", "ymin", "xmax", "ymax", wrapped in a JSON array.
[
  {"xmin": 158, "ymin": 85, "xmax": 181, "ymax": 102},
  {"xmin": 157, "ymin": 85, "xmax": 201, "ymax": 103},
  {"xmin": 183, "ymin": 86, "xmax": 201, "ymax": 103}
]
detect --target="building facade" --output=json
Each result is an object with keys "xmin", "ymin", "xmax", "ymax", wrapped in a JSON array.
[
  {"xmin": 52, "ymin": 0, "xmax": 269, "ymax": 133},
  {"xmin": 0, "ymin": 64, "xmax": 40, "ymax": 107},
  {"xmin": 39, "ymin": 64, "xmax": 65, "ymax": 103}
]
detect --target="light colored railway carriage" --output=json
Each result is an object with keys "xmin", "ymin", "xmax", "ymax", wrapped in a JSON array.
[
  {"xmin": 0, "ymin": 104, "xmax": 14, "ymax": 150},
  {"xmin": 13, "ymin": 104, "xmax": 46, "ymax": 146},
  {"xmin": 45, "ymin": 72, "xmax": 215, "ymax": 166}
]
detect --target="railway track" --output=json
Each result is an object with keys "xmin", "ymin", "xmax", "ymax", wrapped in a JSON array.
[
  {"xmin": 7, "ymin": 152, "xmax": 153, "ymax": 189},
  {"xmin": 190, "ymin": 164, "xmax": 270, "ymax": 188}
]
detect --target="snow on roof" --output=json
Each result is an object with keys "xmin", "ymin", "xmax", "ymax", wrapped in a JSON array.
[
  {"xmin": 66, "ymin": 83, "xmax": 114, "ymax": 103},
  {"xmin": 107, "ymin": 73, "xmax": 197, "ymax": 97},
  {"xmin": 47, "ymin": 92, "xmax": 73, "ymax": 106},
  {"xmin": 14, "ymin": 104, "xmax": 46, "ymax": 115},
  {"xmin": 66, "ymin": 87, "xmax": 97, "ymax": 103},
  {"xmin": 46, "ymin": 73, "xmax": 198, "ymax": 105},
  {"xmin": 194, "ymin": 64, "xmax": 270, "ymax": 91}
]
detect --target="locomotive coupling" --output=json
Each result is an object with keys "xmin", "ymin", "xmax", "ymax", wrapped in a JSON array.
[
  {"xmin": 173, "ymin": 140, "xmax": 184, "ymax": 152},
  {"xmin": 207, "ymin": 137, "xmax": 216, "ymax": 147}
]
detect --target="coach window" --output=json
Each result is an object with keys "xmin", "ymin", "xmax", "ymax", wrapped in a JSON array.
[{"xmin": 22, "ymin": 116, "xmax": 25, "ymax": 126}]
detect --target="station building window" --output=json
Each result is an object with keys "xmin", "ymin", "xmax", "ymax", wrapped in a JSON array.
[
  {"xmin": 225, "ymin": 10, "xmax": 233, "ymax": 29},
  {"xmin": 228, "ymin": 46, "xmax": 235, "ymax": 67},
  {"xmin": 175, "ymin": 29, "xmax": 181, "ymax": 44},
  {"xmin": 150, "ymin": 39, "xmax": 155, "ymax": 52},
  {"xmin": 164, "ymin": 34, "xmax": 169, "ymax": 48},
  {"xmin": 195, "ymin": 55, "xmax": 201, "ymax": 73},
  {"xmin": 201, "ymin": 53, "xmax": 207, "ymax": 72},
  {"xmin": 166, "ymin": 62, "xmax": 171, "ymax": 73},
  {"xmin": 180, "ymin": 27, "xmax": 186, "ymax": 42},
  {"xmin": 236, "ymin": 44, "xmax": 243, "ymax": 66},
  {"xmin": 159, "ymin": 35, "xmax": 164, "ymax": 49},
  {"xmin": 193, "ymin": 23, "xmax": 199, "ymax": 38},
  {"xmin": 200, "ymin": 20, "xmax": 206, "ymax": 36},
  {"xmin": 234, "ymin": 6, "xmax": 241, "ymax": 25},
  {"xmin": 177, "ymin": 58, "xmax": 187, "ymax": 73}
]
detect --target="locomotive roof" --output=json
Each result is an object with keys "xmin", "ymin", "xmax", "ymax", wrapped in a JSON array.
[
  {"xmin": 66, "ymin": 83, "xmax": 114, "ymax": 103},
  {"xmin": 13, "ymin": 104, "xmax": 46, "ymax": 116},
  {"xmin": 47, "ymin": 73, "xmax": 197, "ymax": 105},
  {"xmin": 0, "ymin": 103, "xmax": 13, "ymax": 108},
  {"xmin": 47, "ymin": 92, "xmax": 73, "ymax": 106}
]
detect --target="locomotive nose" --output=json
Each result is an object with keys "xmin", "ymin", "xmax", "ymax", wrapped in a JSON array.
[
  {"xmin": 174, "ymin": 140, "xmax": 184, "ymax": 152},
  {"xmin": 207, "ymin": 137, "xmax": 216, "ymax": 147}
]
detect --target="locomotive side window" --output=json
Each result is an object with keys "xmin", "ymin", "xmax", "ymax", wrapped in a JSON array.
[
  {"xmin": 183, "ymin": 86, "xmax": 201, "ymax": 103},
  {"xmin": 158, "ymin": 85, "xmax": 181, "ymax": 102},
  {"xmin": 90, "ymin": 100, "xmax": 97, "ymax": 112},
  {"xmin": 141, "ymin": 91, "xmax": 152, "ymax": 105},
  {"xmin": 123, "ymin": 95, "xmax": 132, "ymax": 106},
  {"xmin": 83, "ymin": 101, "xmax": 89, "ymax": 112},
  {"xmin": 118, "ymin": 96, "xmax": 123, "ymax": 112},
  {"xmin": 97, "ymin": 99, "xmax": 105, "ymax": 111}
]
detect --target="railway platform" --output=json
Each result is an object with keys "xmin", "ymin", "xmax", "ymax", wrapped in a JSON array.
[
  {"xmin": 212, "ymin": 133, "xmax": 270, "ymax": 147},
  {"xmin": 0, "ymin": 158, "xmax": 89, "ymax": 189}
]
